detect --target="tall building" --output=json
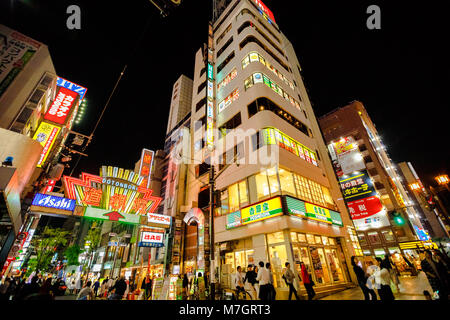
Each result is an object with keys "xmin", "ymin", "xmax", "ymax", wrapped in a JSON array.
[
  {"xmin": 319, "ymin": 100, "xmax": 436, "ymax": 274},
  {"xmin": 163, "ymin": 0, "xmax": 364, "ymax": 298},
  {"xmin": 397, "ymin": 161, "xmax": 449, "ymax": 238},
  {"xmin": 166, "ymin": 75, "xmax": 193, "ymax": 135}
]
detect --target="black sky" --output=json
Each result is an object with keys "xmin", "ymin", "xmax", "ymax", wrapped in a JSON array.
[{"xmin": 1, "ymin": 0, "xmax": 448, "ymax": 187}]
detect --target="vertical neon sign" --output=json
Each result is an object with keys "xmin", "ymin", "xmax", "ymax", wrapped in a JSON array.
[{"xmin": 206, "ymin": 23, "xmax": 215, "ymax": 151}]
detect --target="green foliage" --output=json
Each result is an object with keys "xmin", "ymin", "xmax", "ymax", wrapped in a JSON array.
[
  {"xmin": 84, "ymin": 224, "xmax": 102, "ymax": 254},
  {"xmin": 25, "ymin": 258, "xmax": 37, "ymax": 277},
  {"xmin": 30, "ymin": 226, "xmax": 70, "ymax": 273},
  {"xmin": 64, "ymin": 244, "xmax": 83, "ymax": 266}
]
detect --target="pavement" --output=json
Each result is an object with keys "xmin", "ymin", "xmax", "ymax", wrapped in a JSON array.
[{"xmin": 320, "ymin": 273, "xmax": 434, "ymax": 300}]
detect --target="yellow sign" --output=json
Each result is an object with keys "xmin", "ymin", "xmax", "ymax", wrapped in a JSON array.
[
  {"xmin": 32, "ymin": 121, "xmax": 61, "ymax": 167},
  {"xmin": 304, "ymin": 202, "xmax": 332, "ymax": 224},
  {"xmin": 241, "ymin": 197, "xmax": 283, "ymax": 225}
]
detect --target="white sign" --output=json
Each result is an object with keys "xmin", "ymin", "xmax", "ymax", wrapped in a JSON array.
[
  {"xmin": 92, "ymin": 264, "xmax": 102, "ymax": 272},
  {"xmin": 147, "ymin": 213, "xmax": 171, "ymax": 226},
  {"xmin": 141, "ymin": 231, "xmax": 164, "ymax": 244}
]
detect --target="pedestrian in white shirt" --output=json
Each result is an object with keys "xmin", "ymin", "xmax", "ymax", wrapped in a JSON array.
[
  {"xmin": 256, "ymin": 261, "xmax": 270, "ymax": 300},
  {"xmin": 234, "ymin": 266, "xmax": 245, "ymax": 298},
  {"xmin": 374, "ymin": 257, "xmax": 395, "ymax": 300}
]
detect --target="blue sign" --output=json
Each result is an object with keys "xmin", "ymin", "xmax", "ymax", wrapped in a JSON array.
[
  {"xmin": 138, "ymin": 242, "xmax": 164, "ymax": 248},
  {"xmin": 32, "ymin": 193, "xmax": 76, "ymax": 211},
  {"xmin": 56, "ymin": 77, "xmax": 87, "ymax": 101}
]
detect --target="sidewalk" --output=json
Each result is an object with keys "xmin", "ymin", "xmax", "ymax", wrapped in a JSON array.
[{"xmin": 320, "ymin": 273, "xmax": 434, "ymax": 300}]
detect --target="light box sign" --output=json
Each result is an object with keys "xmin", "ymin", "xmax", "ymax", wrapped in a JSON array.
[
  {"xmin": 83, "ymin": 207, "xmax": 140, "ymax": 225},
  {"xmin": 33, "ymin": 121, "xmax": 61, "ymax": 167},
  {"xmin": 339, "ymin": 169, "xmax": 377, "ymax": 201},
  {"xmin": 347, "ymin": 195, "xmax": 383, "ymax": 220},
  {"xmin": 63, "ymin": 166, "xmax": 162, "ymax": 216},
  {"xmin": 32, "ymin": 193, "xmax": 76, "ymax": 211},
  {"xmin": 44, "ymin": 86, "xmax": 78, "ymax": 125},
  {"xmin": 138, "ymin": 231, "xmax": 165, "ymax": 248},
  {"xmin": 56, "ymin": 76, "xmax": 87, "ymax": 102},
  {"xmin": 286, "ymin": 196, "xmax": 343, "ymax": 227},
  {"xmin": 138, "ymin": 149, "xmax": 155, "ymax": 188},
  {"xmin": 241, "ymin": 196, "xmax": 283, "ymax": 225},
  {"xmin": 226, "ymin": 210, "xmax": 242, "ymax": 229},
  {"xmin": 147, "ymin": 213, "xmax": 171, "ymax": 228},
  {"xmin": 253, "ymin": 0, "xmax": 276, "ymax": 23}
]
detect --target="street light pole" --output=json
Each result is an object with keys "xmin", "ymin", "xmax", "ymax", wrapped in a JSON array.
[{"xmin": 209, "ymin": 163, "xmax": 215, "ymax": 300}]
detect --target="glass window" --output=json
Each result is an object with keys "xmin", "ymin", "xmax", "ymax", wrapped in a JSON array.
[
  {"xmin": 235, "ymin": 251, "xmax": 246, "ymax": 270},
  {"xmin": 266, "ymin": 167, "xmax": 279, "ymax": 195},
  {"xmin": 255, "ymin": 171, "xmax": 270, "ymax": 200},
  {"xmin": 325, "ymin": 248, "xmax": 345, "ymax": 282},
  {"xmin": 278, "ymin": 168, "xmax": 296, "ymax": 196},
  {"xmin": 267, "ymin": 231, "xmax": 284, "ymax": 244},
  {"xmin": 363, "ymin": 250, "xmax": 372, "ymax": 256},
  {"xmin": 220, "ymin": 189, "xmax": 229, "ymax": 215},
  {"xmin": 225, "ymin": 252, "xmax": 235, "ymax": 273},
  {"xmin": 314, "ymin": 235, "xmax": 322, "ymax": 244},
  {"xmin": 306, "ymin": 234, "xmax": 315, "ymax": 244},
  {"xmin": 367, "ymin": 232, "xmax": 381, "ymax": 244},
  {"xmin": 309, "ymin": 247, "xmax": 331, "ymax": 285},
  {"xmin": 357, "ymin": 233, "xmax": 367, "ymax": 246},
  {"xmin": 374, "ymin": 248, "xmax": 386, "ymax": 257},
  {"xmin": 253, "ymin": 72, "xmax": 263, "ymax": 84},
  {"xmin": 268, "ymin": 244, "xmax": 288, "ymax": 288},
  {"xmin": 242, "ymin": 56, "xmax": 250, "ymax": 69},
  {"xmin": 298, "ymin": 233, "xmax": 306, "ymax": 243},
  {"xmin": 388, "ymin": 247, "xmax": 400, "ymax": 254},
  {"xmin": 322, "ymin": 236, "xmax": 328, "ymax": 245},
  {"xmin": 290, "ymin": 232, "xmax": 298, "ymax": 243},
  {"xmin": 321, "ymin": 186, "xmax": 334, "ymax": 207},
  {"xmin": 238, "ymin": 180, "xmax": 248, "ymax": 207},
  {"xmin": 381, "ymin": 230, "xmax": 395, "ymax": 242},
  {"xmin": 328, "ymin": 237, "xmax": 335, "ymax": 245},
  {"xmin": 228, "ymin": 183, "xmax": 239, "ymax": 213},
  {"xmin": 244, "ymin": 76, "xmax": 253, "ymax": 90},
  {"xmin": 246, "ymin": 249, "xmax": 255, "ymax": 266}
]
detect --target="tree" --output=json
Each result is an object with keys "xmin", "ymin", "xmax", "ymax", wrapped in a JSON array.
[
  {"xmin": 83, "ymin": 221, "xmax": 102, "ymax": 274},
  {"xmin": 64, "ymin": 244, "xmax": 83, "ymax": 266},
  {"xmin": 30, "ymin": 227, "xmax": 70, "ymax": 273}
]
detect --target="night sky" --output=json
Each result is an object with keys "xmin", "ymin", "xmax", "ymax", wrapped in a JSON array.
[{"xmin": 1, "ymin": 0, "xmax": 448, "ymax": 187}]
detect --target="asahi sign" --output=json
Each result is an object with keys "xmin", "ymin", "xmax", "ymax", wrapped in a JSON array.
[{"xmin": 32, "ymin": 193, "xmax": 76, "ymax": 211}]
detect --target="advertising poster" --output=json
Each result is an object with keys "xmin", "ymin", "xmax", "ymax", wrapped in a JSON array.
[
  {"xmin": 0, "ymin": 25, "xmax": 41, "ymax": 97},
  {"xmin": 338, "ymin": 150, "xmax": 366, "ymax": 175},
  {"xmin": 309, "ymin": 247, "xmax": 323, "ymax": 284},
  {"xmin": 347, "ymin": 195, "xmax": 383, "ymax": 220},
  {"xmin": 152, "ymin": 277, "xmax": 164, "ymax": 300},
  {"xmin": 32, "ymin": 121, "xmax": 61, "ymax": 167},
  {"xmin": 339, "ymin": 169, "xmax": 377, "ymax": 201}
]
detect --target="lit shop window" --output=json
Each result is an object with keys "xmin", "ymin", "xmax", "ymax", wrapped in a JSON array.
[
  {"xmin": 260, "ymin": 127, "xmax": 318, "ymax": 166},
  {"xmin": 242, "ymin": 51, "xmax": 295, "ymax": 90},
  {"xmin": 217, "ymin": 68, "xmax": 237, "ymax": 92},
  {"xmin": 244, "ymin": 72, "xmax": 301, "ymax": 111},
  {"xmin": 217, "ymin": 179, "xmax": 249, "ymax": 215},
  {"xmin": 218, "ymin": 88, "xmax": 239, "ymax": 113}
]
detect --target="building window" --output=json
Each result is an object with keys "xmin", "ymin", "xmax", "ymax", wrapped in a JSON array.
[
  {"xmin": 367, "ymin": 232, "xmax": 381, "ymax": 244},
  {"xmin": 196, "ymin": 161, "xmax": 210, "ymax": 177},
  {"xmin": 278, "ymin": 167, "xmax": 296, "ymax": 197},
  {"xmin": 357, "ymin": 233, "xmax": 367, "ymax": 246},
  {"xmin": 216, "ymin": 36, "xmax": 233, "ymax": 59},
  {"xmin": 218, "ymin": 88, "xmax": 239, "ymax": 113},
  {"xmin": 218, "ymin": 112, "xmax": 241, "ymax": 138},
  {"xmin": 195, "ymin": 97, "xmax": 206, "ymax": 112},
  {"xmin": 194, "ymin": 115, "xmax": 206, "ymax": 131},
  {"xmin": 237, "ymin": 9, "xmax": 281, "ymax": 42},
  {"xmin": 197, "ymin": 80, "xmax": 206, "ymax": 94},
  {"xmin": 216, "ymin": 23, "xmax": 232, "ymax": 45},
  {"xmin": 218, "ymin": 179, "xmax": 249, "ymax": 215},
  {"xmin": 247, "ymin": 98, "xmax": 309, "ymax": 137},
  {"xmin": 228, "ymin": 183, "xmax": 239, "ymax": 213},
  {"xmin": 267, "ymin": 231, "xmax": 285, "ymax": 244},
  {"xmin": 381, "ymin": 230, "xmax": 395, "ymax": 242},
  {"xmin": 217, "ymin": 68, "xmax": 237, "ymax": 92},
  {"xmin": 237, "ymin": 21, "xmax": 284, "ymax": 56},
  {"xmin": 199, "ymin": 67, "xmax": 206, "ymax": 77},
  {"xmin": 217, "ymin": 51, "xmax": 235, "ymax": 74},
  {"xmin": 267, "ymin": 167, "xmax": 280, "ymax": 196},
  {"xmin": 242, "ymin": 51, "xmax": 295, "ymax": 91},
  {"xmin": 239, "ymin": 36, "xmax": 289, "ymax": 72},
  {"xmin": 255, "ymin": 171, "xmax": 270, "ymax": 200}
]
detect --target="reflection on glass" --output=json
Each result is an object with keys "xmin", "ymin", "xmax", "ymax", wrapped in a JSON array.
[
  {"xmin": 290, "ymin": 232, "xmax": 298, "ymax": 243},
  {"xmin": 255, "ymin": 171, "xmax": 270, "ymax": 200},
  {"xmin": 306, "ymin": 234, "xmax": 315, "ymax": 244},
  {"xmin": 309, "ymin": 247, "xmax": 331, "ymax": 285},
  {"xmin": 269, "ymin": 244, "xmax": 288, "ymax": 288},
  {"xmin": 298, "ymin": 233, "xmax": 306, "ymax": 242},
  {"xmin": 267, "ymin": 231, "xmax": 284, "ymax": 244},
  {"xmin": 267, "ymin": 167, "xmax": 280, "ymax": 195},
  {"xmin": 279, "ymin": 168, "xmax": 296, "ymax": 196},
  {"xmin": 325, "ymin": 248, "xmax": 344, "ymax": 282},
  {"xmin": 228, "ymin": 183, "xmax": 239, "ymax": 213},
  {"xmin": 238, "ymin": 180, "xmax": 249, "ymax": 207}
]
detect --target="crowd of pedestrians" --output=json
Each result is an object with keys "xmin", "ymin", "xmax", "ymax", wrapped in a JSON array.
[
  {"xmin": 0, "ymin": 274, "xmax": 67, "ymax": 300},
  {"xmin": 351, "ymin": 249, "xmax": 449, "ymax": 301}
]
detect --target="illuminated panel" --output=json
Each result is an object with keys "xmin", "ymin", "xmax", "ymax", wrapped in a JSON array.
[
  {"xmin": 206, "ymin": 23, "xmax": 215, "ymax": 151},
  {"xmin": 32, "ymin": 121, "xmax": 61, "ymax": 167},
  {"xmin": 44, "ymin": 86, "xmax": 78, "ymax": 125},
  {"xmin": 56, "ymin": 76, "xmax": 87, "ymax": 102},
  {"xmin": 253, "ymin": 0, "xmax": 276, "ymax": 23}
]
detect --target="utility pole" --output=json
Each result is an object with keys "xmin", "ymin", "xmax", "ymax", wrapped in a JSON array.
[{"xmin": 209, "ymin": 163, "xmax": 215, "ymax": 300}]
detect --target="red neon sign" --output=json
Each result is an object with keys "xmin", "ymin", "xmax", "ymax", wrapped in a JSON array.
[
  {"xmin": 347, "ymin": 196, "xmax": 383, "ymax": 220},
  {"xmin": 253, "ymin": 0, "xmax": 276, "ymax": 23},
  {"xmin": 44, "ymin": 86, "xmax": 78, "ymax": 125}
]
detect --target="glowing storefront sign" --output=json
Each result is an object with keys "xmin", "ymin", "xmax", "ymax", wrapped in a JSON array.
[
  {"xmin": 347, "ymin": 195, "xmax": 383, "ymax": 220},
  {"xmin": 206, "ymin": 24, "xmax": 215, "ymax": 151},
  {"xmin": 83, "ymin": 207, "xmax": 140, "ymax": 224},
  {"xmin": 56, "ymin": 76, "xmax": 87, "ymax": 102},
  {"xmin": 147, "ymin": 213, "xmax": 171, "ymax": 228},
  {"xmin": 44, "ymin": 86, "xmax": 78, "ymax": 125},
  {"xmin": 339, "ymin": 170, "xmax": 377, "ymax": 201},
  {"xmin": 139, "ymin": 231, "xmax": 165, "ymax": 247},
  {"xmin": 32, "ymin": 193, "xmax": 76, "ymax": 211},
  {"xmin": 138, "ymin": 149, "xmax": 154, "ymax": 188},
  {"xmin": 63, "ymin": 166, "xmax": 162, "ymax": 216},
  {"xmin": 32, "ymin": 121, "xmax": 61, "ymax": 167},
  {"xmin": 241, "ymin": 196, "xmax": 283, "ymax": 225},
  {"xmin": 285, "ymin": 196, "xmax": 343, "ymax": 227}
]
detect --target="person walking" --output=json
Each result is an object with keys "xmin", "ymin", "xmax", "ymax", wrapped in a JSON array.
[
  {"xmin": 383, "ymin": 254, "xmax": 400, "ymax": 292},
  {"xmin": 351, "ymin": 256, "xmax": 377, "ymax": 300},
  {"xmin": 92, "ymin": 279, "xmax": 100, "ymax": 297},
  {"xmin": 421, "ymin": 250, "xmax": 448, "ymax": 300},
  {"xmin": 283, "ymin": 262, "xmax": 299, "ymax": 300},
  {"xmin": 99, "ymin": 277, "xmax": 108, "ymax": 298},
  {"xmin": 256, "ymin": 261, "xmax": 270, "ymax": 301},
  {"xmin": 77, "ymin": 281, "xmax": 95, "ymax": 300},
  {"xmin": 142, "ymin": 274, "xmax": 153, "ymax": 300},
  {"xmin": 374, "ymin": 257, "xmax": 395, "ymax": 301},
  {"xmin": 253, "ymin": 266, "xmax": 260, "ymax": 299},
  {"xmin": 182, "ymin": 274, "xmax": 189, "ymax": 299},
  {"xmin": 75, "ymin": 277, "xmax": 83, "ymax": 294},
  {"xmin": 233, "ymin": 266, "xmax": 245, "ymax": 299},
  {"xmin": 244, "ymin": 265, "xmax": 258, "ymax": 300},
  {"xmin": 265, "ymin": 263, "xmax": 276, "ymax": 300},
  {"xmin": 300, "ymin": 262, "xmax": 315, "ymax": 300},
  {"xmin": 109, "ymin": 276, "xmax": 127, "ymax": 300},
  {"xmin": 15, "ymin": 276, "xmax": 40, "ymax": 300}
]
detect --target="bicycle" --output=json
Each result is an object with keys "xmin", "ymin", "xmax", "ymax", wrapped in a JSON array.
[{"xmin": 234, "ymin": 287, "xmax": 253, "ymax": 300}]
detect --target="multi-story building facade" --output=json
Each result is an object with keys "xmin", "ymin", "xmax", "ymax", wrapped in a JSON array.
[
  {"xmin": 397, "ymin": 161, "xmax": 449, "ymax": 238},
  {"xmin": 162, "ymin": 0, "xmax": 364, "ymax": 299},
  {"xmin": 319, "ymin": 101, "xmax": 436, "ymax": 274}
]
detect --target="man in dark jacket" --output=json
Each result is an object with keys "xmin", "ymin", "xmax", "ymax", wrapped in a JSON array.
[
  {"xmin": 351, "ymin": 256, "xmax": 377, "ymax": 300},
  {"xmin": 109, "ymin": 276, "xmax": 127, "ymax": 300},
  {"xmin": 421, "ymin": 251, "xmax": 448, "ymax": 300},
  {"xmin": 141, "ymin": 274, "xmax": 152, "ymax": 300}
]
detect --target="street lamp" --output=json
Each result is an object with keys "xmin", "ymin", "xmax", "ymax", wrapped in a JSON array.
[
  {"xmin": 409, "ymin": 182, "xmax": 421, "ymax": 191},
  {"xmin": 435, "ymin": 174, "xmax": 450, "ymax": 191}
]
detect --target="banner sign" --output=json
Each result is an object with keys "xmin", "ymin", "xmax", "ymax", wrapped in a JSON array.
[
  {"xmin": 226, "ymin": 210, "xmax": 242, "ymax": 229},
  {"xmin": 44, "ymin": 86, "xmax": 78, "ymax": 125},
  {"xmin": 138, "ymin": 231, "xmax": 165, "ymax": 248},
  {"xmin": 147, "ymin": 213, "xmax": 171, "ymax": 228},
  {"xmin": 32, "ymin": 193, "xmax": 76, "ymax": 211},
  {"xmin": 83, "ymin": 207, "xmax": 140, "ymax": 225},
  {"xmin": 241, "ymin": 196, "xmax": 283, "ymax": 225},
  {"xmin": 56, "ymin": 76, "xmax": 87, "ymax": 102},
  {"xmin": 339, "ymin": 169, "xmax": 377, "ymax": 201},
  {"xmin": 285, "ymin": 196, "xmax": 343, "ymax": 227},
  {"xmin": 138, "ymin": 149, "xmax": 154, "ymax": 188},
  {"xmin": 32, "ymin": 121, "xmax": 61, "ymax": 167},
  {"xmin": 347, "ymin": 195, "xmax": 383, "ymax": 220}
]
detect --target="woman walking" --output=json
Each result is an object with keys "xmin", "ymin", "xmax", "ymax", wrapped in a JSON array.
[
  {"xmin": 351, "ymin": 256, "xmax": 377, "ymax": 300},
  {"xmin": 300, "ymin": 262, "xmax": 315, "ymax": 300},
  {"xmin": 374, "ymin": 257, "xmax": 395, "ymax": 300}
]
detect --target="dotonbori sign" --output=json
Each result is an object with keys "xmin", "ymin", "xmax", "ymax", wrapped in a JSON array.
[
  {"xmin": 139, "ymin": 231, "xmax": 165, "ymax": 248},
  {"xmin": 147, "ymin": 213, "xmax": 171, "ymax": 228},
  {"xmin": 32, "ymin": 193, "xmax": 76, "ymax": 211}
]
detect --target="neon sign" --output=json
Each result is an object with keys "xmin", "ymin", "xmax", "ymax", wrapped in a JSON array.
[
  {"xmin": 138, "ymin": 149, "xmax": 154, "ymax": 188},
  {"xmin": 206, "ymin": 24, "xmax": 215, "ymax": 151},
  {"xmin": 32, "ymin": 193, "xmax": 76, "ymax": 211},
  {"xmin": 44, "ymin": 86, "xmax": 78, "ymax": 125},
  {"xmin": 56, "ymin": 76, "xmax": 87, "ymax": 102},
  {"xmin": 63, "ymin": 166, "xmax": 162, "ymax": 216},
  {"xmin": 253, "ymin": 0, "xmax": 276, "ymax": 23}
]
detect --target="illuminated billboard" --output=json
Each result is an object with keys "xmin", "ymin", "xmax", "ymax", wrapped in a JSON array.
[
  {"xmin": 339, "ymin": 170, "xmax": 377, "ymax": 201},
  {"xmin": 138, "ymin": 231, "xmax": 165, "ymax": 247},
  {"xmin": 32, "ymin": 193, "xmax": 76, "ymax": 211},
  {"xmin": 56, "ymin": 76, "xmax": 87, "ymax": 102},
  {"xmin": 32, "ymin": 121, "xmax": 61, "ymax": 167},
  {"xmin": 63, "ymin": 166, "xmax": 162, "ymax": 216},
  {"xmin": 253, "ymin": 0, "xmax": 276, "ymax": 23},
  {"xmin": 44, "ymin": 86, "xmax": 79, "ymax": 125},
  {"xmin": 138, "ymin": 149, "xmax": 154, "ymax": 188},
  {"xmin": 285, "ymin": 196, "xmax": 343, "ymax": 227}
]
